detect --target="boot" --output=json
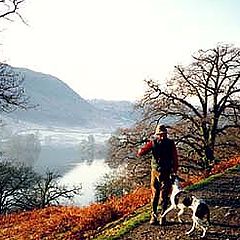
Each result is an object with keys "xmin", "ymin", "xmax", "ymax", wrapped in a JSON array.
[
  {"xmin": 160, "ymin": 195, "xmax": 169, "ymax": 226},
  {"xmin": 149, "ymin": 212, "xmax": 159, "ymax": 225},
  {"xmin": 160, "ymin": 202, "xmax": 168, "ymax": 226},
  {"xmin": 159, "ymin": 216, "xmax": 167, "ymax": 226}
]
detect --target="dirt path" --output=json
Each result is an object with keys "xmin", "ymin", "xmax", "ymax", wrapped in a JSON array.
[{"xmin": 119, "ymin": 167, "xmax": 240, "ymax": 240}]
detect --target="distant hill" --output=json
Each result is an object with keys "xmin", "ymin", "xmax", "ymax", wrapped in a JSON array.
[
  {"xmin": 88, "ymin": 99, "xmax": 140, "ymax": 128},
  {"xmin": 5, "ymin": 67, "xmax": 139, "ymax": 129}
]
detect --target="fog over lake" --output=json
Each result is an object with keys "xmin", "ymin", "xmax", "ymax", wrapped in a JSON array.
[
  {"xmin": 59, "ymin": 159, "xmax": 111, "ymax": 206},
  {"xmin": 0, "ymin": 120, "xmax": 113, "ymax": 205},
  {"xmin": 28, "ymin": 127, "xmax": 112, "ymax": 205}
]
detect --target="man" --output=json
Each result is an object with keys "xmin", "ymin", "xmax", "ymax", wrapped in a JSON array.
[{"xmin": 137, "ymin": 124, "xmax": 178, "ymax": 225}]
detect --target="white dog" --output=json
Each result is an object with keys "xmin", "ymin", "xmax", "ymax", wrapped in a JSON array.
[
  {"xmin": 186, "ymin": 196, "xmax": 210, "ymax": 238},
  {"xmin": 161, "ymin": 175, "xmax": 210, "ymax": 238}
]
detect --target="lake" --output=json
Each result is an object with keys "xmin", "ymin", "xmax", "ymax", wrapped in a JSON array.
[
  {"xmin": 59, "ymin": 159, "xmax": 111, "ymax": 206},
  {"xmin": 30, "ymin": 127, "xmax": 112, "ymax": 206}
]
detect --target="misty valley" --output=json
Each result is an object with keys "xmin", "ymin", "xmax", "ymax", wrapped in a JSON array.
[
  {"xmin": 0, "ymin": 123, "xmax": 112, "ymax": 206},
  {"xmin": 0, "ymin": 66, "xmax": 138, "ymax": 208}
]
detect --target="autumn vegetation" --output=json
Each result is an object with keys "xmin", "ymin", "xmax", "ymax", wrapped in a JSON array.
[
  {"xmin": 0, "ymin": 188, "xmax": 151, "ymax": 240},
  {"xmin": 0, "ymin": 156, "xmax": 239, "ymax": 240}
]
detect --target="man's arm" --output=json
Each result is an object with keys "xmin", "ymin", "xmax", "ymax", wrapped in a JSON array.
[{"xmin": 137, "ymin": 140, "xmax": 153, "ymax": 157}]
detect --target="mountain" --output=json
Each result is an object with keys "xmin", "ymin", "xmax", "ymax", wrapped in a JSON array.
[
  {"xmin": 5, "ymin": 67, "xmax": 139, "ymax": 129},
  {"xmin": 88, "ymin": 99, "xmax": 140, "ymax": 128}
]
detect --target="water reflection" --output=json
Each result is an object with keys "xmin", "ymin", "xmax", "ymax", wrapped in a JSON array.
[{"xmin": 59, "ymin": 159, "xmax": 110, "ymax": 206}]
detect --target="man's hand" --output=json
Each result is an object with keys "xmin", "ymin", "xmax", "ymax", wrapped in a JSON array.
[{"xmin": 136, "ymin": 149, "xmax": 141, "ymax": 157}]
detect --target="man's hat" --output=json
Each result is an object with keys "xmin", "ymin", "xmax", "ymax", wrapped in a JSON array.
[{"xmin": 155, "ymin": 124, "xmax": 167, "ymax": 135}]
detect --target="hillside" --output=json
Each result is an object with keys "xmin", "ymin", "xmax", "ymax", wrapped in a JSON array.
[
  {"xmin": 0, "ymin": 158, "xmax": 239, "ymax": 240},
  {"xmin": 116, "ymin": 167, "xmax": 240, "ymax": 240},
  {"xmin": 5, "ymin": 67, "xmax": 139, "ymax": 129}
]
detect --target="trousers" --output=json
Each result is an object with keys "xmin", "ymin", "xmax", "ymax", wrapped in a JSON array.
[{"xmin": 150, "ymin": 169, "xmax": 172, "ymax": 215}]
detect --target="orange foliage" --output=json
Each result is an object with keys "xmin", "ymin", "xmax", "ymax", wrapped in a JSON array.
[
  {"xmin": 107, "ymin": 187, "xmax": 151, "ymax": 217},
  {"xmin": 0, "ymin": 157, "xmax": 239, "ymax": 240},
  {"xmin": 0, "ymin": 188, "xmax": 150, "ymax": 240},
  {"xmin": 181, "ymin": 156, "xmax": 240, "ymax": 188},
  {"xmin": 180, "ymin": 175, "xmax": 205, "ymax": 188},
  {"xmin": 210, "ymin": 156, "xmax": 240, "ymax": 175}
]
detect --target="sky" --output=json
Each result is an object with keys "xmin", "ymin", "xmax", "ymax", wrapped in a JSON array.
[{"xmin": 1, "ymin": 0, "xmax": 240, "ymax": 101}]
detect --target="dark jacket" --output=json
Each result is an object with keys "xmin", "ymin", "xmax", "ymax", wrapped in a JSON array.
[{"xmin": 137, "ymin": 138, "xmax": 178, "ymax": 173}]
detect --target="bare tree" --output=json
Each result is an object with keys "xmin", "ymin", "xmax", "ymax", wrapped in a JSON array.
[
  {"xmin": 105, "ymin": 124, "xmax": 153, "ymax": 191},
  {"xmin": 0, "ymin": 0, "xmax": 26, "ymax": 23},
  {"xmin": 0, "ymin": 162, "xmax": 37, "ymax": 214},
  {"xmin": 0, "ymin": 162, "xmax": 82, "ymax": 214},
  {"xmin": 0, "ymin": 1, "xmax": 30, "ymax": 112},
  {"xmin": 138, "ymin": 43, "xmax": 240, "ymax": 170},
  {"xmin": 0, "ymin": 63, "xmax": 29, "ymax": 112},
  {"xmin": 15, "ymin": 170, "xmax": 82, "ymax": 210}
]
